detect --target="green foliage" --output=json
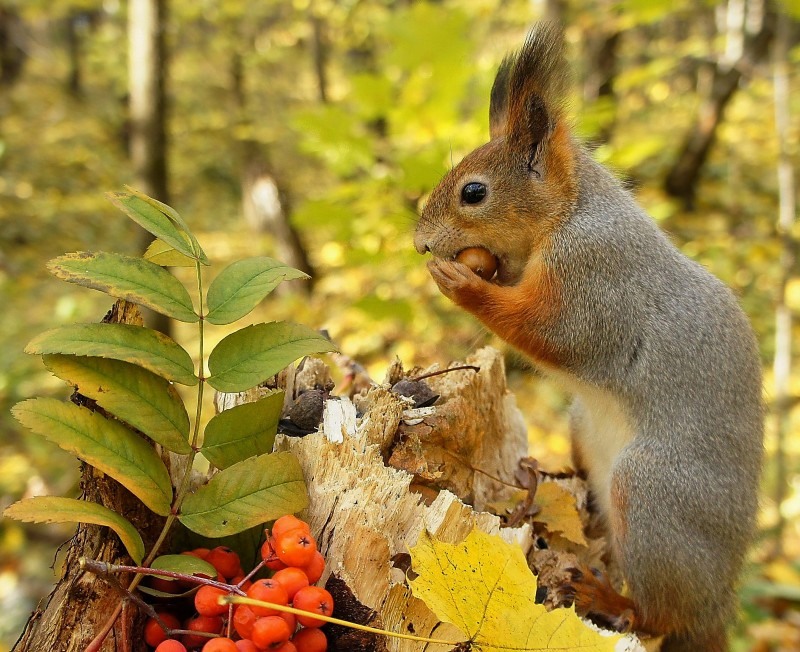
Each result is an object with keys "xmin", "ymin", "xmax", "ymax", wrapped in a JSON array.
[{"xmin": 4, "ymin": 190, "xmax": 329, "ymax": 612}]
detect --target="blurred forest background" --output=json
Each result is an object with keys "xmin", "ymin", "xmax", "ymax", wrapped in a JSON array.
[{"xmin": 0, "ymin": 0, "xmax": 799, "ymax": 649}]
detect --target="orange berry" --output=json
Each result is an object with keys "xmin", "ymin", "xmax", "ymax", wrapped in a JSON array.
[
  {"xmin": 272, "ymin": 642, "xmax": 297, "ymax": 652},
  {"xmin": 271, "ymin": 567, "xmax": 310, "ymax": 600},
  {"xmin": 232, "ymin": 605, "xmax": 258, "ymax": 640},
  {"xmin": 275, "ymin": 531, "xmax": 316, "ymax": 568},
  {"xmin": 144, "ymin": 612, "xmax": 180, "ymax": 647},
  {"xmin": 205, "ymin": 547, "xmax": 241, "ymax": 579},
  {"xmin": 235, "ymin": 640, "xmax": 259, "ymax": 652},
  {"xmin": 155, "ymin": 641, "xmax": 187, "ymax": 652},
  {"xmin": 300, "ymin": 552, "xmax": 325, "ymax": 584},
  {"xmin": 271, "ymin": 515, "xmax": 310, "ymax": 541},
  {"xmin": 182, "ymin": 547, "xmax": 211, "ymax": 559},
  {"xmin": 182, "ymin": 615, "xmax": 223, "ymax": 648},
  {"xmin": 202, "ymin": 638, "xmax": 239, "ymax": 652},
  {"xmin": 195, "ymin": 584, "xmax": 230, "ymax": 617},
  {"xmin": 292, "ymin": 586, "xmax": 333, "ymax": 628},
  {"xmin": 279, "ymin": 610, "xmax": 297, "ymax": 634},
  {"xmin": 246, "ymin": 578, "xmax": 289, "ymax": 617},
  {"xmin": 251, "ymin": 616, "xmax": 292, "ymax": 650},
  {"xmin": 262, "ymin": 538, "xmax": 287, "ymax": 571},
  {"xmin": 291, "ymin": 627, "xmax": 327, "ymax": 652},
  {"xmin": 149, "ymin": 575, "xmax": 181, "ymax": 594}
]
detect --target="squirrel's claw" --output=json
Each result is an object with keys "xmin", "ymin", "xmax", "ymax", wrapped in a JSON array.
[
  {"xmin": 427, "ymin": 258, "xmax": 490, "ymax": 306},
  {"xmin": 560, "ymin": 565, "xmax": 638, "ymax": 634}
]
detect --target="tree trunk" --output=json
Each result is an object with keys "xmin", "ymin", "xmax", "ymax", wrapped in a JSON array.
[
  {"xmin": 13, "ymin": 303, "xmax": 167, "ymax": 652},
  {"xmin": 0, "ymin": 5, "xmax": 26, "ymax": 87},
  {"xmin": 770, "ymin": 10, "xmax": 795, "ymax": 558},
  {"xmin": 664, "ymin": 2, "xmax": 775, "ymax": 207},
  {"xmin": 128, "ymin": 0, "xmax": 172, "ymax": 334}
]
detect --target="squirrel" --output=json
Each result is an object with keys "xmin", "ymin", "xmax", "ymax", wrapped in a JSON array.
[{"xmin": 414, "ymin": 24, "xmax": 763, "ymax": 652}]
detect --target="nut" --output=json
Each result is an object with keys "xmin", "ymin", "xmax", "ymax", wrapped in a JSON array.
[{"xmin": 455, "ymin": 247, "xmax": 498, "ymax": 280}]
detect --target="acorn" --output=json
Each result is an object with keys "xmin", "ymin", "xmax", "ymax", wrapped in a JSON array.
[{"xmin": 455, "ymin": 247, "xmax": 498, "ymax": 280}]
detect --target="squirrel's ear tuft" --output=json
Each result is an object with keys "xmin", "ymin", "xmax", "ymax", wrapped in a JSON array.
[
  {"xmin": 489, "ymin": 54, "xmax": 515, "ymax": 140},
  {"xmin": 505, "ymin": 23, "xmax": 570, "ymax": 168}
]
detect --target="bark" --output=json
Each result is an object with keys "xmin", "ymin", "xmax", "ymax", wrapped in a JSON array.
[
  {"xmin": 128, "ymin": 0, "xmax": 172, "ymax": 334},
  {"xmin": 770, "ymin": 10, "xmax": 795, "ymax": 557},
  {"xmin": 12, "ymin": 302, "xmax": 167, "ymax": 652},
  {"xmin": 664, "ymin": 2, "xmax": 776, "ymax": 207}
]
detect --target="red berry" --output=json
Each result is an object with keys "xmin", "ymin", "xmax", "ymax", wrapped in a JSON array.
[
  {"xmin": 292, "ymin": 586, "xmax": 333, "ymax": 628},
  {"xmin": 194, "ymin": 584, "xmax": 230, "ymax": 617},
  {"xmin": 279, "ymin": 610, "xmax": 297, "ymax": 634},
  {"xmin": 182, "ymin": 615, "xmax": 223, "ymax": 648},
  {"xmin": 275, "ymin": 531, "xmax": 316, "ymax": 568},
  {"xmin": 144, "ymin": 612, "xmax": 180, "ymax": 647},
  {"xmin": 235, "ymin": 640, "xmax": 259, "ymax": 652},
  {"xmin": 261, "ymin": 538, "xmax": 287, "ymax": 571},
  {"xmin": 272, "ymin": 567, "xmax": 310, "ymax": 600},
  {"xmin": 271, "ymin": 515, "xmax": 311, "ymax": 541},
  {"xmin": 205, "ymin": 546, "xmax": 241, "ymax": 579},
  {"xmin": 271, "ymin": 642, "xmax": 297, "ymax": 652},
  {"xmin": 292, "ymin": 627, "xmax": 327, "ymax": 652},
  {"xmin": 202, "ymin": 638, "xmax": 239, "ymax": 652},
  {"xmin": 155, "ymin": 641, "xmax": 187, "ymax": 652},
  {"xmin": 149, "ymin": 575, "xmax": 181, "ymax": 594},
  {"xmin": 247, "ymin": 578, "xmax": 289, "ymax": 617},
  {"xmin": 232, "ymin": 605, "xmax": 258, "ymax": 640},
  {"xmin": 300, "ymin": 552, "xmax": 325, "ymax": 584},
  {"xmin": 251, "ymin": 616, "xmax": 292, "ymax": 649}
]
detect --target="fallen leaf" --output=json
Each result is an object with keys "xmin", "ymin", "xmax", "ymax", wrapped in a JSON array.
[
  {"xmin": 409, "ymin": 528, "xmax": 620, "ymax": 651},
  {"xmin": 534, "ymin": 482, "xmax": 588, "ymax": 547}
]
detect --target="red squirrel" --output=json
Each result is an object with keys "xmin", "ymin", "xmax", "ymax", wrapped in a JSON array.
[{"xmin": 414, "ymin": 25, "xmax": 763, "ymax": 652}]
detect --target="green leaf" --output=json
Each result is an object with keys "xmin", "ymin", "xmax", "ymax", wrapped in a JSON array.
[
  {"xmin": 179, "ymin": 452, "xmax": 308, "ymax": 537},
  {"xmin": 144, "ymin": 239, "xmax": 197, "ymax": 268},
  {"xmin": 150, "ymin": 554, "xmax": 219, "ymax": 581},
  {"xmin": 4, "ymin": 496, "xmax": 145, "ymax": 564},
  {"xmin": 26, "ymin": 324, "xmax": 197, "ymax": 386},
  {"xmin": 107, "ymin": 190, "xmax": 207, "ymax": 264},
  {"xmin": 201, "ymin": 391, "xmax": 284, "ymax": 468},
  {"xmin": 43, "ymin": 354, "xmax": 191, "ymax": 454},
  {"xmin": 12, "ymin": 398, "xmax": 173, "ymax": 516},
  {"xmin": 48, "ymin": 252, "xmax": 198, "ymax": 323},
  {"xmin": 206, "ymin": 258, "xmax": 310, "ymax": 325},
  {"xmin": 207, "ymin": 323, "xmax": 336, "ymax": 393}
]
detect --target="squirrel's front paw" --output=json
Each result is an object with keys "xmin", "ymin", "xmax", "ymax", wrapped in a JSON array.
[
  {"xmin": 560, "ymin": 566, "xmax": 637, "ymax": 633},
  {"xmin": 427, "ymin": 258, "xmax": 491, "ymax": 308}
]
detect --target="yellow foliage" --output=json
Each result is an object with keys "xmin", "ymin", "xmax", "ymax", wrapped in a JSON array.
[
  {"xmin": 409, "ymin": 528, "xmax": 620, "ymax": 651},
  {"xmin": 534, "ymin": 482, "xmax": 588, "ymax": 547}
]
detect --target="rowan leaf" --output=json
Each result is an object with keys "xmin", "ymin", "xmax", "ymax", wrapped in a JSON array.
[
  {"xmin": 43, "ymin": 354, "xmax": 191, "ymax": 454},
  {"xmin": 409, "ymin": 528, "xmax": 620, "ymax": 651},
  {"xmin": 144, "ymin": 239, "xmax": 197, "ymax": 267},
  {"xmin": 201, "ymin": 391, "xmax": 284, "ymax": 468},
  {"xmin": 533, "ymin": 482, "xmax": 588, "ymax": 547},
  {"xmin": 12, "ymin": 398, "xmax": 173, "ymax": 516},
  {"xmin": 179, "ymin": 452, "xmax": 307, "ymax": 537},
  {"xmin": 48, "ymin": 252, "xmax": 198, "ymax": 323},
  {"xmin": 150, "ymin": 554, "xmax": 219, "ymax": 581},
  {"xmin": 3, "ymin": 496, "xmax": 145, "ymax": 564},
  {"xmin": 26, "ymin": 323, "xmax": 197, "ymax": 386},
  {"xmin": 205, "ymin": 258, "xmax": 310, "ymax": 325},
  {"xmin": 207, "ymin": 322, "xmax": 336, "ymax": 393}
]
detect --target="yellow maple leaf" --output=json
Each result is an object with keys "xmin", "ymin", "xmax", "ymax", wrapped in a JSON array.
[
  {"xmin": 534, "ymin": 482, "xmax": 588, "ymax": 547},
  {"xmin": 409, "ymin": 528, "xmax": 620, "ymax": 651}
]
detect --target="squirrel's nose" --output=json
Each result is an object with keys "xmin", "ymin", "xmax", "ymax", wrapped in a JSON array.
[{"xmin": 413, "ymin": 232, "xmax": 430, "ymax": 255}]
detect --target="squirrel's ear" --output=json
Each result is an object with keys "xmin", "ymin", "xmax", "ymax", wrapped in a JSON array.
[
  {"xmin": 505, "ymin": 24, "xmax": 569, "ymax": 172},
  {"xmin": 489, "ymin": 55, "xmax": 515, "ymax": 140}
]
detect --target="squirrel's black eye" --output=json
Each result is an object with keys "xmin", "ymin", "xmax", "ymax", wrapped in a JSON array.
[{"xmin": 461, "ymin": 182, "xmax": 487, "ymax": 205}]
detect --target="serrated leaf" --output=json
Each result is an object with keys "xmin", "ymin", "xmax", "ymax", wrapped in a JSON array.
[
  {"xmin": 201, "ymin": 391, "xmax": 283, "ymax": 468},
  {"xmin": 48, "ymin": 252, "xmax": 198, "ymax": 323},
  {"xmin": 205, "ymin": 258, "xmax": 310, "ymax": 325},
  {"xmin": 43, "ymin": 354, "xmax": 191, "ymax": 454},
  {"xmin": 4, "ymin": 496, "xmax": 145, "ymax": 564},
  {"xmin": 26, "ymin": 323, "xmax": 197, "ymax": 386},
  {"xmin": 533, "ymin": 482, "xmax": 588, "ymax": 546},
  {"xmin": 107, "ymin": 190, "xmax": 201, "ymax": 263},
  {"xmin": 144, "ymin": 239, "xmax": 197, "ymax": 267},
  {"xmin": 150, "ymin": 554, "xmax": 219, "ymax": 581},
  {"xmin": 12, "ymin": 398, "xmax": 173, "ymax": 516},
  {"xmin": 409, "ymin": 528, "xmax": 621, "ymax": 651},
  {"xmin": 207, "ymin": 323, "xmax": 336, "ymax": 393},
  {"xmin": 179, "ymin": 452, "xmax": 307, "ymax": 537}
]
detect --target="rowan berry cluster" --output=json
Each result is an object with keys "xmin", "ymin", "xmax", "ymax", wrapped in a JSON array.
[{"xmin": 144, "ymin": 515, "xmax": 333, "ymax": 652}]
